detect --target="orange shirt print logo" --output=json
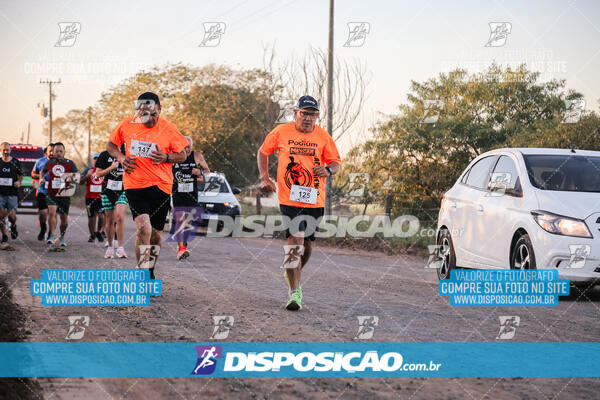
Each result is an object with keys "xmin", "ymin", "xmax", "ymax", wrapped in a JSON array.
[{"xmin": 284, "ymin": 156, "xmax": 313, "ymax": 189}]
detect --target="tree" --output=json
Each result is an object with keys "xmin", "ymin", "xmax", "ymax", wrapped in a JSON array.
[
  {"xmin": 44, "ymin": 109, "xmax": 89, "ymax": 166},
  {"xmin": 55, "ymin": 63, "xmax": 282, "ymax": 185},
  {"xmin": 263, "ymin": 45, "xmax": 370, "ymax": 140},
  {"xmin": 174, "ymin": 83, "xmax": 279, "ymax": 187},
  {"xmin": 349, "ymin": 63, "xmax": 599, "ymax": 219}
]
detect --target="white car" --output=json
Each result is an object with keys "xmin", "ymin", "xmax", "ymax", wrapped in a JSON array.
[
  {"xmin": 436, "ymin": 148, "xmax": 600, "ymax": 285},
  {"xmin": 165, "ymin": 172, "xmax": 241, "ymax": 232}
]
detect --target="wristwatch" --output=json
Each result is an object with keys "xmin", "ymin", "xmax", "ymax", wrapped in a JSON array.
[{"xmin": 325, "ymin": 166, "xmax": 333, "ymax": 176}]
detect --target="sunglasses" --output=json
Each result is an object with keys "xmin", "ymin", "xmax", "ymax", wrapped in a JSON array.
[{"xmin": 298, "ymin": 110, "xmax": 319, "ymax": 118}]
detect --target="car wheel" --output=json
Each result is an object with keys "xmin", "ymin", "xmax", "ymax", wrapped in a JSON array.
[
  {"xmin": 436, "ymin": 228, "xmax": 457, "ymax": 280},
  {"xmin": 511, "ymin": 234, "xmax": 537, "ymax": 270}
]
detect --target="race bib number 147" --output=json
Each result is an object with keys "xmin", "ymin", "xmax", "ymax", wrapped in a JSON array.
[{"xmin": 130, "ymin": 140, "xmax": 157, "ymax": 158}]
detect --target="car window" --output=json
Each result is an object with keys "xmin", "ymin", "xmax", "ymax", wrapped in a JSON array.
[
  {"xmin": 523, "ymin": 154, "xmax": 600, "ymax": 192},
  {"xmin": 490, "ymin": 156, "xmax": 520, "ymax": 190},
  {"xmin": 464, "ymin": 156, "xmax": 496, "ymax": 189},
  {"xmin": 460, "ymin": 168, "xmax": 470, "ymax": 184},
  {"xmin": 198, "ymin": 176, "xmax": 230, "ymax": 193}
]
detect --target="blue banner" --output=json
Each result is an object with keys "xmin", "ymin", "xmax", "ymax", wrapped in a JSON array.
[
  {"xmin": 439, "ymin": 269, "xmax": 570, "ymax": 306},
  {"xmin": 0, "ymin": 342, "xmax": 598, "ymax": 377},
  {"xmin": 30, "ymin": 269, "xmax": 161, "ymax": 306}
]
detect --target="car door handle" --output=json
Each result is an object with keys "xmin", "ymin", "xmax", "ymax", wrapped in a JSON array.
[{"xmin": 477, "ymin": 204, "xmax": 484, "ymax": 212}]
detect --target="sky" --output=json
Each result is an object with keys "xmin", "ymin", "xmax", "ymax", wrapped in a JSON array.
[{"xmin": 1, "ymin": 0, "xmax": 599, "ymax": 154}]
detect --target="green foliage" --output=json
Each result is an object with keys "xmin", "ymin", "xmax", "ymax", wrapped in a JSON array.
[
  {"xmin": 348, "ymin": 63, "xmax": 600, "ymax": 218},
  {"xmin": 48, "ymin": 63, "xmax": 282, "ymax": 187}
]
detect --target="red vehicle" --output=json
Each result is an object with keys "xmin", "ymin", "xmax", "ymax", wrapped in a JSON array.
[{"xmin": 10, "ymin": 144, "xmax": 45, "ymax": 208}]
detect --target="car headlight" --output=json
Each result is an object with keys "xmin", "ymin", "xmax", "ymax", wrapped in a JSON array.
[{"xmin": 531, "ymin": 210, "xmax": 592, "ymax": 238}]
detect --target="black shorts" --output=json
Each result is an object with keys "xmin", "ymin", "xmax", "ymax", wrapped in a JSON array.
[
  {"xmin": 279, "ymin": 204, "xmax": 325, "ymax": 241},
  {"xmin": 172, "ymin": 193, "xmax": 198, "ymax": 208},
  {"xmin": 125, "ymin": 186, "xmax": 170, "ymax": 231},
  {"xmin": 37, "ymin": 193, "xmax": 47, "ymax": 210},
  {"xmin": 85, "ymin": 197, "xmax": 104, "ymax": 217}
]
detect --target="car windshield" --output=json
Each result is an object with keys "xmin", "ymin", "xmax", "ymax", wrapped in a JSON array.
[
  {"xmin": 523, "ymin": 154, "xmax": 600, "ymax": 192},
  {"xmin": 198, "ymin": 176, "xmax": 229, "ymax": 193}
]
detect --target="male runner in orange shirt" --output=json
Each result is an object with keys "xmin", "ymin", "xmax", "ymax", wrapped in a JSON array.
[
  {"xmin": 257, "ymin": 96, "xmax": 341, "ymax": 310},
  {"xmin": 107, "ymin": 92, "xmax": 188, "ymax": 278}
]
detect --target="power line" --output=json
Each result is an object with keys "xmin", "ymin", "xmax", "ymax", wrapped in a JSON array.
[{"xmin": 40, "ymin": 78, "xmax": 61, "ymax": 142}]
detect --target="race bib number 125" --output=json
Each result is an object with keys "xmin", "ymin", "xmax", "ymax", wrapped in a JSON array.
[{"xmin": 289, "ymin": 185, "xmax": 318, "ymax": 204}]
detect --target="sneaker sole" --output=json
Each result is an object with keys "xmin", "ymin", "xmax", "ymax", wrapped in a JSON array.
[
  {"xmin": 285, "ymin": 300, "xmax": 301, "ymax": 311},
  {"xmin": 178, "ymin": 251, "xmax": 189, "ymax": 260}
]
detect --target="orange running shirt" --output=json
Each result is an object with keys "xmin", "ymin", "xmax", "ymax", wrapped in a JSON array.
[
  {"xmin": 259, "ymin": 122, "xmax": 341, "ymax": 208},
  {"xmin": 109, "ymin": 117, "xmax": 188, "ymax": 195}
]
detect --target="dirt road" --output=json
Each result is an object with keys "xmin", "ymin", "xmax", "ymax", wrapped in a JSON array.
[{"xmin": 1, "ymin": 207, "xmax": 599, "ymax": 399}]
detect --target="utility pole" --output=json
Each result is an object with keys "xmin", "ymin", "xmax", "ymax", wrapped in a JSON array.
[
  {"xmin": 87, "ymin": 106, "xmax": 92, "ymax": 165},
  {"xmin": 40, "ymin": 78, "xmax": 61, "ymax": 142},
  {"xmin": 26, "ymin": 122, "xmax": 31, "ymax": 144},
  {"xmin": 325, "ymin": 0, "xmax": 334, "ymax": 216}
]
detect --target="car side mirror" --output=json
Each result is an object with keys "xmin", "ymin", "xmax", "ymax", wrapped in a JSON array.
[
  {"xmin": 232, "ymin": 187, "xmax": 241, "ymax": 195},
  {"xmin": 504, "ymin": 187, "xmax": 523, "ymax": 197}
]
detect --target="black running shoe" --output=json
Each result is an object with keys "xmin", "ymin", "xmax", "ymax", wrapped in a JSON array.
[
  {"xmin": 10, "ymin": 224, "xmax": 17, "ymax": 240},
  {"xmin": 88, "ymin": 235, "xmax": 95, "ymax": 243},
  {"xmin": 95, "ymin": 231, "xmax": 104, "ymax": 242},
  {"xmin": 37, "ymin": 224, "xmax": 47, "ymax": 241},
  {"xmin": 1, "ymin": 234, "xmax": 7, "ymax": 244}
]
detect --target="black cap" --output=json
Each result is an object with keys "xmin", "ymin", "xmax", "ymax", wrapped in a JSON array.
[
  {"xmin": 297, "ymin": 95, "xmax": 319, "ymax": 111},
  {"xmin": 137, "ymin": 92, "xmax": 160, "ymax": 107}
]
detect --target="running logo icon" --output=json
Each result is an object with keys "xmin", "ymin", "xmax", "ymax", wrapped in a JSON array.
[
  {"xmin": 486, "ymin": 172, "xmax": 511, "ymax": 197},
  {"xmin": 485, "ymin": 22, "xmax": 511, "ymax": 47},
  {"xmin": 348, "ymin": 173, "xmax": 369, "ymax": 197},
  {"xmin": 420, "ymin": 100, "xmax": 444, "ymax": 124},
  {"xmin": 191, "ymin": 345, "xmax": 222, "ymax": 375},
  {"xmin": 563, "ymin": 99, "xmax": 586, "ymax": 123},
  {"xmin": 65, "ymin": 316, "xmax": 89, "ymax": 340},
  {"xmin": 426, "ymin": 245, "xmax": 445, "ymax": 269},
  {"xmin": 344, "ymin": 22, "xmax": 370, "ymax": 47},
  {"xmin": 138, "ymin": 245, "xmax": 160, "ymax": 269},
  {"xmin": 282, "ymin": 245, "xmax": 304, "ymax": 269},
  {"xmin": 276, "ymin": 99, "xmax": 296, "ymax": 124},
  {"xmin": 168, "ymin": 207, "xmax": 203, "ymax": 242},
  {"xmin": 55, "ymin": 22, "xmax": 81, "ymax": 47},
  {"xmin": 496, "ymin": 316, "xmax": 520, "ymax": 340},
  {"xmin": 210, "ymin": 316, "xmax": 234, "ymax": 340},
  {"xmin": 567, "ymin": 245, "xmax": 590, "ymax": 269},
  {"xmin": 199, "ymin": 22, "xmax": 226, "ymax": 47},
  {"xmin": 354, "ymin": 316, "xmax": 378, "ymax": 340}
]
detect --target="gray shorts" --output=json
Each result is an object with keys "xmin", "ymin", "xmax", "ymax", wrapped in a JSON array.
[{"xmin": 0, "ymin": 195, "xmax": 18, "ymax": 211}]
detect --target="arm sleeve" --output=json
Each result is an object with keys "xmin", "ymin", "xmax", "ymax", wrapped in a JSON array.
[
  {"xmin": 258, "ymin": 127, "xmax": 280, "ymax": 155},
  {"xmin": 168, "ymin": 125, "xmax": 189, "ymax": 153},
  {"xmin": 322, "ymin": 134, "xmax": 342, "ymax": 165},
  {"xmin": 109, "ymin": 120, "xmax": 125, "ymax": 147}
]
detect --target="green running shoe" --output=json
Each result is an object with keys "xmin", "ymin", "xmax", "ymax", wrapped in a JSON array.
[
  {"xmin": 283, "ymin": 271, "xmax": 302, "ymax": 298},
  {"xmin": 286, "ymin": 290, "xmax": 302, "ymax": 311}
]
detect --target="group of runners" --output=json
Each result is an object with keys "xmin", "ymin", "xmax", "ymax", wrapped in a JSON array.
[{"xmin": 0, "ymin": 92, "xmax": 341, "ymax": 311}]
